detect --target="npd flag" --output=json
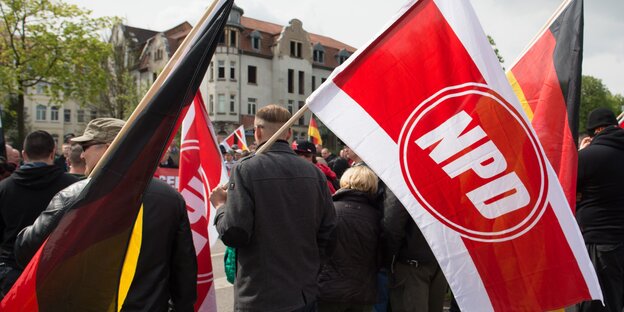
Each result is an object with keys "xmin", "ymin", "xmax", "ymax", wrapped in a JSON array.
[
  {"xmin": 179, "ymin": 91, "xmax": 228, "ymax": 311},
  {"xmin": 307, "ymin": 0, "xmax": 601, "ymax": 311}
]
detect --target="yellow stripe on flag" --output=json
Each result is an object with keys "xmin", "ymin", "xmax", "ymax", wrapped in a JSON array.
[
  {"xmin": 506, "ymin": 71, "xmax": 535, "ymax": 121},
  {"xmin": 117, "ymin": 205, "xmax": 143, "ymax": 311}
]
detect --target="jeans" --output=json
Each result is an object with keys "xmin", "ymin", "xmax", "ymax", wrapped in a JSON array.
[{"xmin": 578, "ymin": 243, "xmax": 624, "ymax": 312}]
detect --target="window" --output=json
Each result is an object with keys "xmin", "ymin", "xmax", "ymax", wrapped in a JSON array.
[
  {"xmin": 247, "ymin": 98, "xmax": 257, "ymax": 115},
  {"xmin": 298, "ymin": 101, "xmax": 305, "ymax": 125},
  {"xmin": 248, "ymin": 66, "xmax": 257, "ymax": 84},
  {"xmin": 287, "ymin": 69, "xmax": 294, "ymax": 93},
  {"xmin": 91, "ymin": 110, "xmax": 97, "ymax": 120},
  {"xmin": 64, "ymin": 109, "xmax": 71, "ymax": 122},
  {"xmin": 229, "ymin": 30, "xmax": 237, "ymax": 47},
  {"xmin": 77, "ymin": 109, "xmax": 85, "ymax": 122},
  {"xmin": 209, "ymin": 62, "xmax": 214, "ymax": 81},
  {"xmin": 250, "ymin": 30, "xmax": 261, "ymax": 50},
  {"xmin": 153, "ymin": 72, "xmax": 157, "ymax": 83},
  {"xmin": 290, "ymin": 41, "xmax": 302, "ymax": 58},
  {"xmin": 50, "ymin": 106, "xmax": 59, "ymax": 121},
  {"xmin": 218, "ymin": 30, "xmax": 225, "ymax": 45},
  {"xmin": 155, "ymin": 49, "xmax": 163, "ymax": 61},
  {"xmin": 36, "ymin": 105, "xmax": 47, "ymax": 121},
  {"xmin": 230, "ymin": 61, "xmax": 236, "ymax": 80},
  {"xmin": 209, "ymin": 94, "xmax": 214, "ymax": 114},
  {"xmin": 313, "ymin": 43, "xmax": 325, "ymax": 63},
  {"xmin": 336, "ymin": 49, "xmax": 350, "ymax": 64},
  {"xmin": 321, "ymin": 77, "xmax": 327, "ymax": 84},
  {"xmin": 218, "ymin": 61, "xmax": 225, "ymax": 79},
  {"xmin": 217, "ymin": 94, "xmax": 226, "ymax": 113},
  {"xmin": 287, "ymin": 100, "xmax": 294, "ymax": 114},
  {"xmin": 298, "ymin": 71, "xmax": 305, "ymax": 95},
  {"xmin": 230, "ymin": 94, "xmax": 236, "ymax": 113},
  {"xmin": 312, "ymin": 76, "xmax": 316, "ymax": 90}
]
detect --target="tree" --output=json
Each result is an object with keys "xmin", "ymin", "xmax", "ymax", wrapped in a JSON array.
[
  {"xmin": 0, "ymin": 0, "xmax": 111, "ymax": 146},
  {"xmin": 98, "ymin": 24, "xmax": 145, "ymax": 119},
  {"xmin": 579, "ymin": 75, "xmax": 622, "ymax": 133}
]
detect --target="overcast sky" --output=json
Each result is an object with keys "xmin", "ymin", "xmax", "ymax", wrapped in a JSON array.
[{"xmin": 65, "ymin": 0, "xmax": 624, "ymax": 96}]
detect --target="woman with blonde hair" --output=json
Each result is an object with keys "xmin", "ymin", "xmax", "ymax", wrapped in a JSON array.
[{"xmin": 318, "ymin": 166, "xmax": 382, "ymax": 312}]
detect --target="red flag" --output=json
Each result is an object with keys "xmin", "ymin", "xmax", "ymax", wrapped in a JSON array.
[
  {"xmin": 179, "ymin": 91, "xmax": 228, "ymax": 311},
  {"xmin": 507, "ymin": 0, "xmax": 583, "ymax": 210},
  {"xmin": 307, "ymin": 0, "xmax": 601, "ymax": 310},
  {"xmin": 220, "ymin": 125, "xmax": 248, "ymax": 151},
  {"xmin": 308, "ymin": 116, "xmax": 323, "ymax": 145}
]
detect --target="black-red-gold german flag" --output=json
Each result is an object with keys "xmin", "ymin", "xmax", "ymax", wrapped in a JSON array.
[
  {"xmin": 0, "ymin": 0, "xmax": 233, "ymax": 310},
  {"xmin": 507, "ymin": 0, "xmax": 583, "ymax": 210}
]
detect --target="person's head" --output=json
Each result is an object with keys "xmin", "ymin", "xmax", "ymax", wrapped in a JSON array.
[
  {"xmin": 292, "ymin": 139, "xmax": 316, "ymax": 163},
  {"xmin": 586, "ymin": 107, "xmax": 618, "ymax": 137},
  {"xmin": 68, "ymin": 144, "xmax": 86, "ymax": 174},
  {"xmin": 248, "ymin": 143, "xmax": 257, "ymax": 152},
  {"xmin": 160, "ymin": 146, "xmax": 172, "ymax": 164},
  {"xmin": 254, "ymin": 104, "xmax": 292, "ymax": 144},
  {"xmin": 5, "ymin": 144, "xmax": 18, "ymax": 165},
  {"xmin": 63, "ymin": 133, "xmax": 75, "ymax": 144},
  {"xmin": 343, "ymin": 146, "xmax": 362, "ymax": 163},
  {"xmin": 321, "ymin": 148, "xmax": 331, "ymax": 159},
  {"xmin": 339, "ymin": 166, "xmax": 378, "ymax": 196},
  {"xmin": 22, "ymin": 130, "xmax": 56, "ymax": 164},
  {"xmin": 61, "ymin": 143, "xmax": 72, "ymax": 158},
  {"xmin": 224, "ymin": 152, "xmax": 233, "ymax": 161},
  {"xmin": 315, "ymin": 144, "xmax": 323, "ymax": 154},
  {"xmin": 71, "ymin": 117, "xmax": 125, "ymax": 175},
  {"xmin": 234, "ymin": 149, "xmax": 243, "ymax": 160}
]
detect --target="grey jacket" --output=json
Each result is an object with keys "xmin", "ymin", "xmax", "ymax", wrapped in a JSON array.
[{"xmin": 215, "ymin": 140, "xmax": 336, "ymax": 312}]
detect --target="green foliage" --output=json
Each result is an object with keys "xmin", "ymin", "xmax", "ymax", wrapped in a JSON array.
[
  {"xmin": 487, "ymin": 35, "xmax": 505, "ymax": 68},
  {"xmin": 0, "ymin": 0, "xmax": 113, "ymax": 142},
  {"xmin": 579, "ymin": 75, "xmax": 623, "ymax": 133}
]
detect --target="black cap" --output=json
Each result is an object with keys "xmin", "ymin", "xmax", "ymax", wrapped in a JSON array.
[
  {"xmin": 586, "ymin": 107, "xmax": 617, "ymax": 132},
  {"xmin": 292, "ymin": 139, "xmax": 316, "ymax": 154}
]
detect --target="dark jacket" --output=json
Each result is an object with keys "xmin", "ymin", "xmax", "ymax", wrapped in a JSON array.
[
  {"xmin": 576, "ymin": 126, "xmax": 624, "ymax": 243},
  {"xmin": 214, "ymin": 140, "xmax": 336, "ymax": 312},
  {"xmin": 318, "ymin": 189, "xmax": 381, "ymax": 304},
  {"xmin": 15, "ymin": 178, "xmax": 197, "ymax": 312},
  {"xmin": 382, "ymin": 189, "xmax": 436, "ymax": 266},
  {"xmin": 0, "ymin": 164, "xmax": 77, "ymax": 268},
  {"xmin": 328, "ymin": 157, "xmax": 349, "ymax": 180}
]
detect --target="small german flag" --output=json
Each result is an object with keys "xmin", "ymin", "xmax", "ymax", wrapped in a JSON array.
[
  {"xmin": 507, "ymin": 0, "xmax": 583, "ymax": 210},
  {"xmin": 0, "ymin": 0, "xmax": 233, "ymax": 310},
  {"xmin": 308, "ymin": 115, "xmax": 323, "ymax": 145}
]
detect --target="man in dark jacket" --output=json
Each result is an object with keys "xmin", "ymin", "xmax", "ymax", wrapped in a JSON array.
[
  {"xmin": 0, "ymin": 130, "xmax": 78, "ymax": 298},
  {"xmin": 576, "ymin": 108, "xmax": 624, "ymax": 312},
  {"xmin": 14, "ymin": 118, "xmax": 197, "ymax": 311},
  {"xmin": 211, "ymin": 104, "xmax": 336, "ymax": 312},
  {"xmin": 383, "ymin": 190, "xmax": 447, "ymax": 312}
]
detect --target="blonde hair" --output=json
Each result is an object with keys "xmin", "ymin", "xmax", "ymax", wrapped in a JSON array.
[{"xmin": 340, "ymin": 166, "xmax": 378, "ymax": 195}]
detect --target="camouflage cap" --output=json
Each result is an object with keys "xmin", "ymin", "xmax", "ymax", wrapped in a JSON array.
[{"xmin": 71, "ymin": 118, "xmax": 125, "ymax": 144}]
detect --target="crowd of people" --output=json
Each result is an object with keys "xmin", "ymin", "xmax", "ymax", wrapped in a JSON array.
[{"xmin": 0, "ymin": 105, "xmax": 622, "ymax": 311}]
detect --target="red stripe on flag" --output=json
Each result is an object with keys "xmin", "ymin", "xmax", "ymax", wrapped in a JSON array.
[
  {"xmin": 333, "ymin": 1, "xmax": 485, "ymax": 142},
  {"xmin": 0, "ymin": 246, "xmax": 42, "ymax": 311},
  {"xmin": 510, "ymin": 31, "xmax": 578, "ymax": 208}
]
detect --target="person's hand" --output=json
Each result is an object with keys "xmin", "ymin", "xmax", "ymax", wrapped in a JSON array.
[
  {"xmin": 210, "ymin": 184, "xmax": 229, "ymax": 208},
  {"xmin": 579, "ymin": 136, "xmax": 592, "ymax": 150}
]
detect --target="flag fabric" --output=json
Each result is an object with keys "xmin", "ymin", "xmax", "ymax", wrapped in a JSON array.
[
  {"xmin": 1, "ymin": 0, "xmax": 233, "ymax": 310},
  {"xmin": 507, "ymin": 0, "xmax": 583, "ymax": 209},
  {"xmin": 220, "ymin": 125, "xmax": 248, "ymax": 151},
  {"xmin": 308, "ymin": 115, "xmax": 323, "ymax": 145},
  {"xmin": 306, "ymin": 0, "xmax": 601, "ymax": 311},
  {"xmin": 618, "ymin": 113, "xmax": 624, "ymax": 127},
  {"xmin": 179, "ymin": 91, "xmax": 228, "ymax": 311}
]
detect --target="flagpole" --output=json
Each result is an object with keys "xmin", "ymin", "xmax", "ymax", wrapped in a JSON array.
[
  {"xmin": 256, "ymin": 103, "xmax": 310, "ymax": 154},
  {"xmin": 90, "ymin": 0, "xmax": 220, "ymax": 177}
]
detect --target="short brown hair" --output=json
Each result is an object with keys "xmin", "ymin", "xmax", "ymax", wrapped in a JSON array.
[
  {"xmin": 256, "ymin": 104, "xmax": 291, "ymax": 124},
  {"xmin": 340, "ymin": 166, "xmax": 378, "ymax": 195}
]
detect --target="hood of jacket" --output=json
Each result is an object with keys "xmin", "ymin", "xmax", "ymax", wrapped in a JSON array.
[
  {"xmin": 591, "ymin": 126, "xmax": 624, "ymax": 151},
  {"xmin": 11, "ymin": 164, "xmax": 64, "ymax": 189}
]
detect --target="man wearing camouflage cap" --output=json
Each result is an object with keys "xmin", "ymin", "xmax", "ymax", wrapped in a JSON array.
[{"xmin": 15, "ymin": 118, "xmax": 197, "ymax": 311}]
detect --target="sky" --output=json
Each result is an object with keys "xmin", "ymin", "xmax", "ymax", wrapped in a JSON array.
[{"xmin": 65, "ymin": 0, "xmax": 624, "ymax": 96}]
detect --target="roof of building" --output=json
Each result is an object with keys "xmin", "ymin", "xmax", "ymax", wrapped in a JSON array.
[{"xmin": 124, "ymin": 25, "xmax": 158, "ymax": 44}]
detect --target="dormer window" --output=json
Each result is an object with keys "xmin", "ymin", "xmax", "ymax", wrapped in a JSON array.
[
  {"xmin": 336, "ymin": 49, "xmax": 350, "ymax": 64},
  {"xmin": 250, "ymin": 30, "xmax": 261, "ymax": 50},
  {"xmin": 313, "ymin": 43, "xmax": 325, "ymax": 64}
]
